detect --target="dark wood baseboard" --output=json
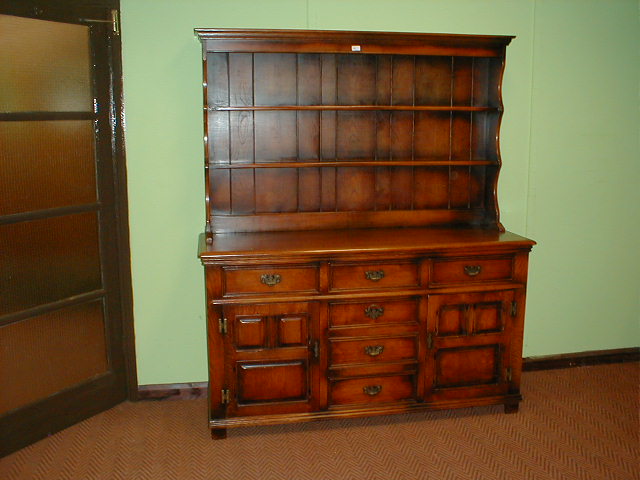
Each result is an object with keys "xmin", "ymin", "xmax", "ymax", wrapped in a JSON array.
[
  {"xmin": 136, "ymin": 348, "xmax": 639, "ymax": 401},
  {"xmin": 523, "ymin": 347, "xmax": 639, "ymax": 371},
  {"xmin": 137, "ymin": 382, "xmax": 208, "ymax": 401}
]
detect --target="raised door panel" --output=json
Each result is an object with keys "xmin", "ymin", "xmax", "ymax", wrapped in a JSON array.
[
  {"xmin": 237, "ymin": 361, "xmax": 308, "ymax": 404},
  {"xmin": 221, "ymin": 302, "xmax": 319, "ymax": 416},
  {"xmin": 425, "ymin": 291, "xmax": 516, "ymax": 401},
  {"xmin": 435, "ymin": 344, "xmax": 502, "ymax": 388}
]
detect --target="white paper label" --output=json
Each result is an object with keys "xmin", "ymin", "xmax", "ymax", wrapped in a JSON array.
[{"xmin": 351, "ymin": 45, "xmax": 361, "ymax": 52}]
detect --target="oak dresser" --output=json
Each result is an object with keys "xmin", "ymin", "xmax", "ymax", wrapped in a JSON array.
[{"xmin": 196, "ymin": 28, "xmax": 535, "ymax": 439}]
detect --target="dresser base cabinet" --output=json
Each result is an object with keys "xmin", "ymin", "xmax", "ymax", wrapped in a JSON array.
[
  {"xmin": 200, "ymin": 228, "xmax": 534, "ymax": 438},
  {"xmin": 195, "ymin": 29, "xmax": 535, "ymax": 438}
]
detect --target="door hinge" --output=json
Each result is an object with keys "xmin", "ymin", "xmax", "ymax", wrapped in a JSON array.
[
  {"xmin": 510, "ymin": 301, "xmax": 518, "ymax": 317},
  {"xmin": 221, "ymin": 389, "xmax": 230, "ymax": 405},
  {"xmin": 427, "ymin": 332, "xmax": 433, "ymax": 349},
  {"xmin": 311, "ymin": 339, "xmax": 319, "ymax": 359},
  {"xmin": 505, "ymin": 367, "xmax": 513, "ymax": 382},
  {"xmin": 218, "ymin": 317, "xmax": 228, "ymax": 335},
  {"xmin": 80, "ymin": 9, "xmax": 120, "ymax": 35}
]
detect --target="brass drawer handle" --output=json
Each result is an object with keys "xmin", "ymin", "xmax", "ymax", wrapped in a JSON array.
[
  {"xmin": 364, "ymin": 304, "xmax": 384, "ymax": 319},
  {"xmin": 363, "ymin": 385, "xmax": 382, "ymax": 396},
  {"xmin": 260, "ymin": 273, "xmax": 281, "ymax": 286},
  {"xmin": 463, "ymin": 265, "xmax": 482, "ymax": 277},
  {"xmin": 365, "ymin": 270, "xmax": 385, "ymax": 282},
  {"xmin": 364, "ymin": 345, "xmax": 384, "ymax": 356}
]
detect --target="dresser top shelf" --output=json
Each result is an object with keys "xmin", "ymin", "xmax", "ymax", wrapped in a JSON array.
[{"xmin": 199, "ymin": 228, "xmax": 535, "ymax": 262}]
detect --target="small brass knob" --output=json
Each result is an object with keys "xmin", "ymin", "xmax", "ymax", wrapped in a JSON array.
[
  {"xmin": 364, "ymin": 270, "xmax": 385, "ymax": 281},
  {"xmin": 364, "ymin": 305, "xmax": 384, "ymax": 319},
  {"xmin": 364, "ymin": 345, "xmax": 384, "ymax": 356},
  {"xmin": 463, "ymin": 265, "xmax": 482, "ymax": 277},
  {"xmin": 260, "ymin": 273, "xmax": 282, "ymax": 286},
  {"xmin": 363, "ymin": 385, "xmax": 382, "ymax": 396}
]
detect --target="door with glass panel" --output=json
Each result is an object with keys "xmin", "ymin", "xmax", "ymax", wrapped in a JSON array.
[{"xmin": 0, "ymin": 2, "xmax": 133, "ymax": 456}]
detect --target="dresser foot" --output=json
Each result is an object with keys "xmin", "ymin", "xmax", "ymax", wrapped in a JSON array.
[
  {"xmin": 504, "ymin": 403, "xmax": 519, "ymax": 414},
  {"xmin": 210, "ymin": 428, "xmax": 227, "ymax": 440}
]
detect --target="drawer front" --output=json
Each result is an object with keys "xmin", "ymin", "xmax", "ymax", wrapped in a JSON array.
[
  {"xmin": 329, "ymin": 299, "xmax": 418, "ymax": 327},
  {"xmin": 330, "ymin": 262, "xmax": 419, "ymax": 291},
  {"xmin": 330, "ymin": 375, "xmax": 415, "ymax": 405},
  {"xmin": 223, "ymin": 265, "xmax": 319, "ymax": 295},
  {"xmin": 330, "ymin": 336, "xmax": 417, "ymax": 366},
  {"xmin": 430, "ymin": 256, "xmax": 513, "ymax": 286}
]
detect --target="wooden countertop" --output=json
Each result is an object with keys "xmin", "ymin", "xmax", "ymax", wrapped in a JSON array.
[{"xmin": 199, "ymin": 228, "xmax": 535, "ymax": 262}]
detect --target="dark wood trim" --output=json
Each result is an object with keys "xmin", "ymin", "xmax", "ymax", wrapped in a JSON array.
[
  {"xmin": 0, "ymin": 290, "xmax": 106, "ymax": 327},
  {"xmin": 0, "ymin": 203, "xmax": 101, "ymax": 226},
  {"xmin": 523, "ymin": 347, "xmax": 640, "ymax": 371},
  {"xmin": 0, "ymin": 372, "xmax": 124, "ymax": 457},
  {"xmin": 138, "ymin": 383, "xmax": 208, "ymax": 401},
  {"xmin": 136, "ymin": 348, "xmax": 640, "ymax": 401},
  {"xmin": 104, "ymin": 6, "xmax": 137, "ymax": 401},
  {"xmin": 0, "ymin": 111, "xmax": 95, "ymax": 121},
  {"xmin": 2, "ymin": 0, "xmax": 119, "ymax": 16}
]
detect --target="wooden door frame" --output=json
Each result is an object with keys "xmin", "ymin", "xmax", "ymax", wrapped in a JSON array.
[{"xmin": 1, "ymin": 0, "xmax": 137, "ymax": 456}]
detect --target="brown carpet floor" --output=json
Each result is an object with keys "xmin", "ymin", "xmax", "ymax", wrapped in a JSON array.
[{"xmin": 1, "ymin": 363, "xmax": 638, "ymax": 480}]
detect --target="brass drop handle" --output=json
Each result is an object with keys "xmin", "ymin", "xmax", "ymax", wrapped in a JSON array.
[
  {"xmin": 260, "ymin": 273, "xmax": 281, "ymax": 286},
  {"xmin": 364, "ymin": 304, "xmax": 384, "ymax": 319},
  {"xmin": 365, "ymin": 270, "xmax": 385, "ymax": 281},
  {"xmin": 364, "ymin": 345, "xmax": 384, "ymax": 357},
  {"xmin": 363, "ymin": 385, "xmax": 382, "ymax": 396},
  {"xmin": 463, "ymin": 265, "xmax": 482, "ymax": 277}
]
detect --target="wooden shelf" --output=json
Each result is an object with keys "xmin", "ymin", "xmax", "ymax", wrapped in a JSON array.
[
  {"xmin": 201, "ymin": 29, "xmax": 507, "ymax": 231},
  {"xmin": 209, "ymin": 105, "xmax": 500, "ymax": 112},
  {"xmin": 208, "ymin": 160, "xmax": 496, "ymax": 169}
]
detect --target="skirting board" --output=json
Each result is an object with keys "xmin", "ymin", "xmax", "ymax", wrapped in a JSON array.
[
  {"xmin": 137, "ymin": 382, "xmax": 208, "ymax": 401},
  {"xmin": 522, "ymin": 347, "xmax": 639, "ymax": 371},
  {"xmin": 136, "ymin": 347, "xmax": 639, "ymax": 401}
]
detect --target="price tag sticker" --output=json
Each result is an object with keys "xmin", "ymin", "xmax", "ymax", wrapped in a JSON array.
[{"xmin": 351, "ymin": 45, "xmax": 361, "ymax": 52}]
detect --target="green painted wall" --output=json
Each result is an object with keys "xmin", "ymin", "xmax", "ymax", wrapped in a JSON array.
[
  {"xmin": 524, "ymin": 0, "xmax": 640, "ymax": 355},
  {"xmin": 120, "ymin": 0, "xmax": 640, "ymax": 385}
]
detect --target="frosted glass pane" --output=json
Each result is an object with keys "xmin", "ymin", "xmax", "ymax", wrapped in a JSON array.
[
  {"xmin": 0, "ymin": 212, "xmax": 102, "ymax": 315},
  {"xmin": 0, "ymin": 301, "xmax": 108, "ymax": 414},
  {"xmin": 0, "ymin": 121, "xmax": 97, "ymax": 215},
  {"xmin": 0, "ymin": 14, "xmax": 92, "ymax": 112}
]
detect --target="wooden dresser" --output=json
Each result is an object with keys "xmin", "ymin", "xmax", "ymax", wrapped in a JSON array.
[{"xmin": 196, "ymin": 28, "xmax": 535, "ymax": 439}]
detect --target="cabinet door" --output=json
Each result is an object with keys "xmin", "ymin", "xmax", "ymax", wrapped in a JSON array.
[
  {"xmin": 221, "ymin": 302, "xmax": 319, "ymax": 417},
  {"xmin": 425, "ymin": 291, "xmax": 517, "ymax": 401}
]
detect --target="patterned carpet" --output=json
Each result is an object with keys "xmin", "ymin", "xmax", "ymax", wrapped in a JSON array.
[{"xmin": 1, "ymin": 363, "xmax": 638, "ymax": 480}]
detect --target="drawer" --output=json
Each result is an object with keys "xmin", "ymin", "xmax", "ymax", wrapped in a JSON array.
[
  {"xmin": 330, "ymin": 374, "xmax": 415, "ymax": 406},
  {"xmin": 430, "ymin": 256, "xmax": 513, "ymax": 286},
  {"xmin": 329, "ymin": 299, "xmax": 418, "ymax": 327},
  {"xmin": 330, "ymin": 262, "xmax": 419, "ymax": 291},
  {"xmin": 330, "ymin": 336, "xmax": 417, "ymax": 366},
  {"xmin": 223, "ymin": 265, "xmax": 319, "ymax": 295}
]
